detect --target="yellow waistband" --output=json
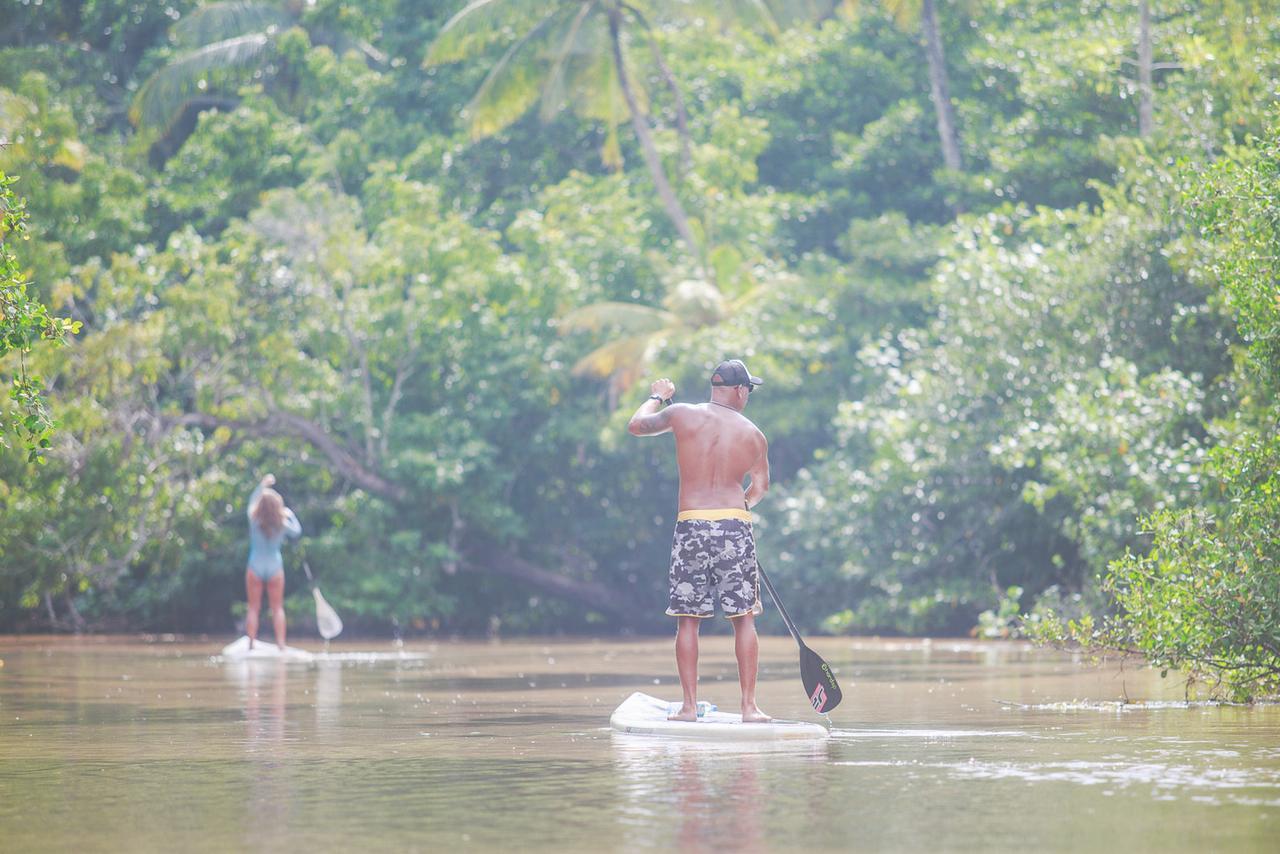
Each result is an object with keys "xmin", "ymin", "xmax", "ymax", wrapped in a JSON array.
[{"xmin": 676, "ymin": 508, "xmax": 753, "ymax": 523}]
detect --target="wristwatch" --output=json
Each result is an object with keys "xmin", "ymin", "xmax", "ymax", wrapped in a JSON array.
[{"xmin": 648, "ymin": 394, "xmax": 670, "ymax": 406}]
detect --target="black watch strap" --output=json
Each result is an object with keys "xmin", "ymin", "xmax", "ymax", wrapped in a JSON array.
[{"xmin": 648, "ymin": 394, "xmax": 670, "ymax": 406}]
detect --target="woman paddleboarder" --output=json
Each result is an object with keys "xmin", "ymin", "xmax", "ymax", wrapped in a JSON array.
[{"xmin": 245, "ymin": 474, "xmax": 302, "ymax": 649}]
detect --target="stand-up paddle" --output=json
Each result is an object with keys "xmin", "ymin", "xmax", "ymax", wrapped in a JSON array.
[
  {"xmin": 758, "ymin": 563, "xmax": 843, "ymax": 713},
  {"xmin": 301, "ymin": 559, "xmax": 343, "ymax": 642}
]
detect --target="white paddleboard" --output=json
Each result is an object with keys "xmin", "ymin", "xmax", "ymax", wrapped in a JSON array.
[
  {"xmin": 219, "ymin": 636, "xmax": 314, "ymax": 661},
  {"xmin": 610, "ymin": 692, "xmax": 828, "ymax": 740}
]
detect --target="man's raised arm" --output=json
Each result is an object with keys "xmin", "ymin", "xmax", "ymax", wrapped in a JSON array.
[{"xmin": 628, "ymin": 377, "xmax": 677, "ymax": 436}]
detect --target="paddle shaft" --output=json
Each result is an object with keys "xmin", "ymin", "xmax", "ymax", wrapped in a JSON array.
[
  {"xmin": 757, "ymin": 562, "xmax": 805, "ymax": 650},
  {"xmin": 759, "ymin": 560, "xmax": 845, "ymax": 713}
]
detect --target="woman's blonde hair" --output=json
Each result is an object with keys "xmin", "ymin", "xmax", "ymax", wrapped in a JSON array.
[{"xmin": 252, "ymin": 488, "xmax": 286, "ymax": 537}]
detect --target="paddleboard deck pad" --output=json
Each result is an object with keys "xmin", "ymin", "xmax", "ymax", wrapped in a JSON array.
[
  {"xmin": 610, "ymin": 692, "xmax": 828, "ymax": 740},
  {"xmin": 220, "ymin": 636, "xmax": 314, "ymax": 661}
]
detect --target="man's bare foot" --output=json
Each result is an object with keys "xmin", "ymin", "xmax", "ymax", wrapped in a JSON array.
[
  {"xmin": 741, "ymin": 705, "xmax": 771, "ymax": 723},
  {"xmin": 668, "ymin": 705, "xmax": 699, "ymax": 722}
]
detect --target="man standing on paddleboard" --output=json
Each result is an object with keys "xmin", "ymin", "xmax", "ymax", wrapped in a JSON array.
[{"xmin": 628, "ymin": 359, "xmax": 771, "ymax": 723}]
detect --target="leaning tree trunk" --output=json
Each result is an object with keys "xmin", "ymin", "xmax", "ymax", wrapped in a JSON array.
[
  {"xmin": 625, "ymin": 5, "xmax": 694, "ymax": 177},
  {"xmin": 921, "ymin": 0, "xmax": 963, "ymax": 174},
  {"xmin": 1137, "ymin": 0, "xmax": 1154, "ymax": 137},
  {"xmin": 647, "ymin": 36, "xmax": 694, "ymax": 177},
  {"xmin": 607, "ymin": 10, "xmax": 701, "ymax": 258}
]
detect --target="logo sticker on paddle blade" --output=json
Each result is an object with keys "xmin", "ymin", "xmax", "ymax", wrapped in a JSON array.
[{"xmin": 810, "ymin": 683, "xmax": 828, "ymax": 712}]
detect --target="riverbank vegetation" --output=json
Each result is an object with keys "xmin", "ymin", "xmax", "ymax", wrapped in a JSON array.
[{"xmin": 1, "ymin": 1, "xmax": 1277, "ymax": 694}]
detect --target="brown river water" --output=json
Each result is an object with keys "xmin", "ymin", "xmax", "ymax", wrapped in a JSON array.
[{"xmin": 1, "ymin": 635, "xmax": 1278, "ymax": 852}]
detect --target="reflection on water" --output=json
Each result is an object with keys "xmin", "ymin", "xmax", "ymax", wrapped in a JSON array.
[
  {"xmin": 833, "ymin": 727, "xmax": 1028, "ymax": 738},
  {"xmin": 613, "ymin": 736, "xmax": 825, "ymax": 851},
  {"xmin": 232, "ymin": 660, "xmax": 290, "ymax": 843},
  {"xmin": 948, "ymin": 756, "xmax": 1280, "ymax": 803},
  {"xmin": 0, "ymin": 635, "xmax": 1278, "ymax": 851},
  {"xmin": 314, "ymin": 660, "xmax": 343, "ymax": 730}
]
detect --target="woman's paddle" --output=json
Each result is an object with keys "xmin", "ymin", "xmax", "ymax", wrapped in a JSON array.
[
  {"xmin": 301, "ymin": 559, "xmax": 343, "ymax": 642},
  {"xmin": 758, "ymin": 563, "xmax": 843, "ymax": 713}
]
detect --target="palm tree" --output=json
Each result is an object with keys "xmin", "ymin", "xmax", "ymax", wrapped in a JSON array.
[
  {"xmin": 425, "ymin": 1, "xmax": 789, "ymax": 260},
  {"xmin": 1126, "ymin": 0, "xmax": 1179, "ymax": 139},
  {"xmin": 1136, "ymin": 0, "xmax": 1154, "ymax": 137},
  {"xmin": 844, "ymin": 0, "xmax": 964, "ymax": 173},
  {"xmin": 132, "ymin": 1, "xmax": 384, "ymax": 139},
  {"xmin": 561, "ymin": 275, "xmax": 763, "ymax": 399},
  {"xmin": 914, "ymin": 0, "xmax": 962, "ymax": 172}
]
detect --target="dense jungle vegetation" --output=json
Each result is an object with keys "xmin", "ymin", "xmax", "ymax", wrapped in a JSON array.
[{"xmin": 1, "ymin": 1, "xmax": 1277, "ymax": 696}]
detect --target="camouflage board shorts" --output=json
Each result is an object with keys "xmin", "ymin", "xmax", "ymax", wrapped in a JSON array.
[{"xmin": 666, "ymin": 509, "xmax": 763, "ymax": 619}]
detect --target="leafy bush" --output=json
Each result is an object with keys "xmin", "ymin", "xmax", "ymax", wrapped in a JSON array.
[
  {"xmin": 1029, "ymin": 119, "xmax": 1280, "ymax": 700},
  {"xmin": 0, "ymin": 172, "xmax": 79, "ymax": 461}
]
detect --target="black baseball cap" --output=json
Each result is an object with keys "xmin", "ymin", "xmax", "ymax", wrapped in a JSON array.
[{"xmin": 710, "ymin": 359, "xmax": 763, "ymax": 388}]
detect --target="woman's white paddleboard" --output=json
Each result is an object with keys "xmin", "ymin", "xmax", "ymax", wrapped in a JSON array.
[
  {"xmin": 610, "ymin": 692, "xmax": 828, "ymax": 740},
  {"xmin": 219, "ymin": 636, "xmax": 314, "ymax": 661}
]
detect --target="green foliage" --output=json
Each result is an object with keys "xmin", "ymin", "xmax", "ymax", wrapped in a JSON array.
[
  {"xmin": 0, "ymin": 173, "xmax": 79, "ymax": 461},
  {"xmin": 2, "ymin": 0, "xmax": 1279, "ymax": 659},
  {"xmin": 772, "ymin": 145, "xmax": 1231, "ymax": 634},
  {"xmin": 158, "ymin": 92, "xmax": 314, "ymax": 236},
  {"xmin": 1029, "ymin": 433, "xmax": 1280, "ymax": 702},
  {"xmin": 1032, "ymin": 117, "xmax": 1280, "ymax": 700},
  {"xmin": 994, "ymin": 359, "xmax": 1208, "ymax": 572},
  {"xmin": 976, "ymin": 585, "xmax": 1024, "ymax": 639},
  {"xmin": 1191, "ymin": 118, "xmax": 1280, "ymax": 394}
]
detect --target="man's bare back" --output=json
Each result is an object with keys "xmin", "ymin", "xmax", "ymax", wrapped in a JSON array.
[
  {"xmin": 627, "ymin": 368, "xmax": 769, "ymax": 510},
  {"xmin": 668, "ymin": 403, "xmax": 769, "ymax": 511}
]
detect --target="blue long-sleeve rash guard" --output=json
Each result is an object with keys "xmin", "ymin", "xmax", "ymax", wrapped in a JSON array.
[{"xmin": 246, "ymin": 483, "xmax": 301, "ymax": 580}]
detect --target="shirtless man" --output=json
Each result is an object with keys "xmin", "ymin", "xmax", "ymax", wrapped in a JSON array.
[{"xmin": 628, "ymin": 359, "xmax": 771, "ymax": 723}]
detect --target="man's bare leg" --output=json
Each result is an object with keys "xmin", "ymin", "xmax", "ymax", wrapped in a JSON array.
[
  {"xmin": 669, "ymin": 616, "xmax": 701, "ymax": 721},
  {"xmin": 732, "ymin": 613, "xmax": 770, "ymax": 722}
]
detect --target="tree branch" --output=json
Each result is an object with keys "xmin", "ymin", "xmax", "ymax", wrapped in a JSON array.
[
  {"xmin": 176, "ymin": 411, "xmax": 647, "ymax": 623},
  {"xmin": 379, "ymin": 351, "xmax": 417, "ymax": 462},
  {"xmin": 173, "ymin": 410, "xmax": 409, "ymax": 502},
  {"xmin": 464, "ymin": 540, "xmax": 648, "ymax": 627}
]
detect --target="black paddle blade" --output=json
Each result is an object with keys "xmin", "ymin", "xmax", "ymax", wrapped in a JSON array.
[{"xmin": 799, "ymin": 643, "xmax": 843, "ymax": 713}]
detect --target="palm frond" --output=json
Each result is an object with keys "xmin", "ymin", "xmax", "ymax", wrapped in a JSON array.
[
  {"xmin": 463, "ymin": 4, "xmax": 580, "ymax": 139},
  {"xmin": 643, "ymin": 0, "xmax": 781, "ymax": 35},
  {"xmin": 721, "ymin": 0, "xmax": 783, "ymax": 35},
  {"xmin": 727, "ymin": 282, "xmax": 767, "ymax": 314},
  {"xmin": 560, "ymin": 301, "xmax": 672, "ymax": 334},
  {"xmin": 564, "ymin": 20, "xmax": 645, "ymax": 123},
  {"xmin": 424, "ymin": 0, "xmax": 556, "ymax": 66},
  {"xmin": 174, "ymin": 1, "xmax": 294, "ymax": 47},
  {"xmin": 661, "ymin": 279, "xmax": 727, "ymax": 327},
  {"xmin": 570, "ymin": 334, "xmax": 653, "ymax": 380},
  {"xmin": 838, "ymin": 0, "xmax": 919, "ymax": 30},
  {"xmin": 763, "ymin": 0, "xmax": 842, "ymax": 26},
  {"xmin": 307, "ymin": 27, "xmax": 389, "ymax": 65},
  {"xmin": 600, "ymin": 121, "xmax": 623, "ymax": 169},
  {"xmin": 131, "ymin": 33, "xmax": 273, "ymax": 131},
  {"xmin": 882, "ymin": 0, "xmax": 920, "ymax": 29},
  {"xmin": 539, "ymin": 3, "xmax": 598, "ymax": 123}
]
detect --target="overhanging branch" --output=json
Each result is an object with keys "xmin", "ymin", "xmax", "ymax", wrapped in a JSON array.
[
  {"xmin": 465, "ymin": 541, "xmax": 647, "ymax": 627},
  {"xmin": 174, "ymin": 410, "xmax": 644, "ymax": 623},
  {"xmin": 172, "ymin": 410, "xmax": 409, "ymax": 501}
]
